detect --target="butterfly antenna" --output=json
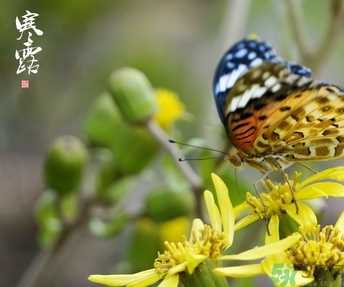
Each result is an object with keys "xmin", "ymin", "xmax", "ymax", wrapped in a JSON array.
[
  {"xmin": 179, "ymin": 156, "xmax": 220, "ymax": 162},
  {"xmin": 169, "ymin": 139, "xmax": 227, "ymax": 155}
]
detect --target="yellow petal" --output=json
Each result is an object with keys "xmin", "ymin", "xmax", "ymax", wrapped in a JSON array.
[
  {"xmin": 234, "ymin": 214, "xmax": 259, "ymax": 231},
  {"xmin": 211, "ymin": 173, "xmax": 235, "ymax": 246},
  {"xmin": 189, "ymin": 218, "xmax": 205, "ymax": 242},
  {"xmin": 234, "ymin": 202, "xmax": 250, "ymax": 217},
  {"xmin": 158, "ymin": 275, "xmax": 179, "ymax": 287},
  {"xmin": 185, "ymin": 254, "xmax": 207, "ymax": 274},
  {"xmin": 220, "ymin": 233, "xmax": 301, "ymax": 261},
  {"xmin": 214, "ymin": 264, "xmax": 263, "ymax": 278},
  {"xmin": 265, "ymin": 215, "xmax": 279, "ymax": 244},
  {"xmin": 284, "ymin": 202, "xmax": 317, "ymax": 229},
  {"xmin": 89, "ymin": 269, "xmax": 159, "ymax": 287},
  {"xmin": 299, "ymin": 167, "xmax": 344, "ymax": 188},
  {"xmin": 335, "ymin": 211, "xmax": 344, "ymax": 232},
  {"xmin": 167, "ymin": 263, "xmax": 186, "ymax": 276},
  {"xmin": 204, "ymin": 190, "xmax": 222, "ymax": 233},
  {"xmin": 294, "ymin": 272, "xmax": 314, "ymax": 286},
  {"xmin": 128, "ymin": 272, "xmax": 161, "ymax": 287},
  {"xmin": 261, "ymin": 254, "xmax": 292, "ymax": 276},
  {"xmin": 262, "ymin": 256, "xmax": 313, "ymax": 287},
  {"xmin": 296, "ymin": 182, "xmax": 344, "ymax": 200}
]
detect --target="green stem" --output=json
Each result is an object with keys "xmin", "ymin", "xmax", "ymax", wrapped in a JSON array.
[
  {"xmin": 308, "ymin": 271, "xmax": 342, "ymax": 287},
  {"xmin": 182, "ymin": 260, "xmax": 229, "ymax": 287}
]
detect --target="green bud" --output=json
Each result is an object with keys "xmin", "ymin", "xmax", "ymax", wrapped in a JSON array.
[
  {"xmin": 145, "ymin": 188, "xmax": 194, "ymax": 222},
  {"xmin": 44, "ymin": 136, "xmax": 88, "ymax": 195},
  {"xmin": 111, "ymin": 125, "xmax": 158, "ymax": 174},
  {"xmin": 35, "ymin": 191, "xmax": 62, "ymax": 248},
  {"xmin": 84, "ymin": 93, "xmax": 159, "ymax": 175},
  {"xmin": 84, "ymin": 92, "xmax": 121, "ymax": 148},
  {"xmin": 108, "ymin": 67, "xmax": 156, "ymax": 124},
  {"xmin": 95, "ymin": 149, "xmax": 120, "ymax": 198}
]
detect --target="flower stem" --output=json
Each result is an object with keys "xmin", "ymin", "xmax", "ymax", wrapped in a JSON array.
[
  {"xmin": 182, "ymin": 261, "xmax": 229, "ymax": 287},
  {"xmin": 308, "ymin": 271, "xmax": 342, "ymax": 287}
]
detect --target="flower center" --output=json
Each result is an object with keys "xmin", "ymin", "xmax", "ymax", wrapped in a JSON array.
[
  {"xmin": 287, "ymin": 225, "xmax": 344, "ymax": 274},
  {"xmin": 246, "ymin": 179, "xmax": 294, "ymax": 219},
  {"xmin": 154, "ymin": 224, "xmax": 226, "ymax": 274}
]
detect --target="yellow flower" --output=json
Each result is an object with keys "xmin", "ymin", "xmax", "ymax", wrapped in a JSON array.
[
  {"xmin": 89, "ymin": 174, "xmax": 306, "ymax": 287},
  {"xmin": 234, "ymin": 167, "xmax": 344, "ymax": 232},
  {"xmin": 214, "ymin": 208, "xmax": 344, "ymax": 287},
  {"xmin": 88, "ymin": 173, "xmax": 234, "ymax": 287},
  {"xmin": 153, "ymin": 89, "xmax": 185, "ymax": 129}
]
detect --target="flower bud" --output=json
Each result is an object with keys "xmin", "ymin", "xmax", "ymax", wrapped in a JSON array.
[
  {"xmin": 108, "ymin": 68, "xmax": 156, "ymax": 124},
  {"xmin": 44, "ymin": 136, "xmax": 88, "ymax": 195},
  {"xmin": 84, "ymin": 93, "xmax": 158, "ymax": 175},
  {"xmin": 35, "ymin": 191, "xmax": 62, "ymax": 247},
  {"xmin": 84, "ymin": 92, "xmax": 120, "ymax": 148}
]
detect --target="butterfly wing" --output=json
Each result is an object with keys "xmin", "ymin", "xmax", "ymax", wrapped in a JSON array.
[
  {"xmin": 254, "ymin": 85, "xmax": 344, "ymax": 161},
  {"xmin": 213, "ymin": 38, "xmax": 279, "ymax": 124},
  {"xmin": 213, "ymin": 37, "xmax": 311, "ymax": 124},
  {"xmin": 224, "ymin": 62, "xmax": 312, "ymax": 154}
]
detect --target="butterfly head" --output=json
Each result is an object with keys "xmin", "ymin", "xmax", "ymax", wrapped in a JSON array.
[{"xmin": 227, "ymin": 147, "xmax": 243, "ymax": 167}]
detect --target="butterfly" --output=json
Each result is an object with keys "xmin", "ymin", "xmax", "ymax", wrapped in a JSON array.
[{"xmin": 213, "ymin": 35, "xmax": 344, "ymax": 173}]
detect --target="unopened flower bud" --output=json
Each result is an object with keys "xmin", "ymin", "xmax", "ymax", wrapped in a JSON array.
[
  {"xmin": 108, "ymin": 68, "xmax": 156, "ymax": 124},
  {"xmin": 44, "ymin": 136, "xmax": 88, "ymax": 195}
]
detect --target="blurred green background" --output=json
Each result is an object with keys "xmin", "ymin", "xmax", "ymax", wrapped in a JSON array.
[{"xmin": 1, "ymin": 1, "xmax": 344, "ymax": 287}]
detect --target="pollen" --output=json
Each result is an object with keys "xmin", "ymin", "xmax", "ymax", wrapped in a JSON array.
[
  {"xmin": 246, "ymin": 179, "xmax": 295, "ymax": 219},
  {"xmin": 287, "ymin": 225, "xmax": 344, "ymax": 274},
  {"xmin": 154, "ymin": 224, "xmax": 226, "ymax": 274}
]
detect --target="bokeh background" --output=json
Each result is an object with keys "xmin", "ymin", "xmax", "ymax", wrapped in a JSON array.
[{"xmin": 1, "ymin": 1, "xmax": 344, "ymax": 286}]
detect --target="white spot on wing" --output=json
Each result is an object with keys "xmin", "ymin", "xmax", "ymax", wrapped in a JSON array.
[
  {"xmin": 215, "ymin": 64, "xmax": 249, "ymax": 96},
  {"xmin": 251, "ymin": 86, "xmax": 267, "ymax": 99},
  {"xmin": 265, "ymin": 76, "xmax": 277, "ymax": 88},
  {"xmin": 238, "ymin": 89, "xmax": 253, "ymax": 108},
  {"xmin": 248, "ymin": 52, "xmax": 256, "ymax": 60},
  {"xmin": 297, "ymin": 77, "xmax": 312, "ymax": 86},
  {"xmin": 271, "ymin": 83, "xmax": 281, "ymax": 93},
  {"xmin": 235, "ymin": 49, "xmax": 248, "ymax": 58},
  {"xmin": 285, "ymin": 74, "xmax": 299, "ymax": 84},
  {"xmin": 250, "ymin": 58, "xmax": 263, "ymax": 67},
  {"xmin": 229, "ymin": 96, "xmax": 242, "ymax": 112},
  {"xmin": 225, "ymin": 53, "xmax": 233, "ymax": 60},
  {"xmin": 227, "ymin": 62, "xmax": 235, "ymax": 69}
]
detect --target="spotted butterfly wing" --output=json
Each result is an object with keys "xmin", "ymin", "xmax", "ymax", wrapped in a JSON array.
[
  {"xmin": 213, "ymin": 36, "xmax": 344, "ymax": 171},
  {"xmin": 256, "ymin": 84, "xmax": 344, "ymax": 162}
]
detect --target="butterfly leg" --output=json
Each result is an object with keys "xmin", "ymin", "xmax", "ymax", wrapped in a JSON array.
[
  {"xmin": 245, "ymin": 158, "xmax": 270, "ymax": 174},
  {"xmin": 248, "ymin": 158, "xmax": 275, "ymax": 235},
  {"xmin": 253, "ymin": 179, "xmax": 271, "ymax": 236},
  {"xmin": 266, "ymin": 157, "xmax": 299, "ymax": 214}
]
